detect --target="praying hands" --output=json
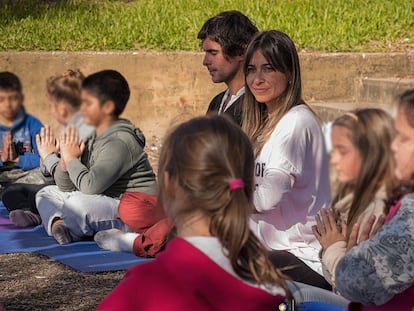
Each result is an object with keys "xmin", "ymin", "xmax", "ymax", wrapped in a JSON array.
[
  {"xmin": 36, "ymin": 125, "xmax": 58, "ymax": 161},
  {"xmin": 59, "ymin": 125, "xmax": 85, "ymax": 165},
  {"xmin": 312, "ymin": 208, "xmax": 386, "ymax": 251},
  {"xmin": 1, "ymin": 131, "xmax": 18, "ymax": 163},
  {"xmin": 312, "ymin": 208, "xmax": 346, "ymax": 250}
]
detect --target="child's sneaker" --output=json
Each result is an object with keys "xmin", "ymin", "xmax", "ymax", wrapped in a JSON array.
[{"xmin": 9, "ymin": 210, "xmax": 42, "ymax": 227}]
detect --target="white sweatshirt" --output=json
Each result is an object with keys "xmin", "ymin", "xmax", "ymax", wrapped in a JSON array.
[{"xmin": 250, "ymin": 104, "xmax": 331, "ymax": 274}]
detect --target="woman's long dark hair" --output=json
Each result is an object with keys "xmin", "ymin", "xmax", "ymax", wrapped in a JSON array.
[{"xmin": 242, "ymin": 30, "xmax": 307, "ymax": 156}]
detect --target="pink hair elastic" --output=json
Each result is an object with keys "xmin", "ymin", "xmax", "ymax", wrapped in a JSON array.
[{"xmin": 229, "ymin": 178, "xmax": 244, "ymax": 191}]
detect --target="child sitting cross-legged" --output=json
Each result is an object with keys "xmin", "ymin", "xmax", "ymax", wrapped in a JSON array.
[{"xmin": 35, "ymin": 69, "xmax": 158, "ymax": 245}]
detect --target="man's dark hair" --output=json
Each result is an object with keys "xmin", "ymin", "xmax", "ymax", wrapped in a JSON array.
[
  {"xmin": 197, "ymin": 10, "xmax": 258, "ymax": 58},
  {"xmin": 82, "ymin": 69, "xmax": 130, "ymax": 117},
  {"xmin": 0, "ymin": 71, "xmax": 22, "ymax": 93}
]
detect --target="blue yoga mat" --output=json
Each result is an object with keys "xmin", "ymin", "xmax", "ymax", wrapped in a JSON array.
[{"xmin": 0, "ymin": 203, "xmax": 151, "ymax": 272}]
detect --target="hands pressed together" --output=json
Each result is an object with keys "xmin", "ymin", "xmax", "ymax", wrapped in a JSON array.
[
  {"xmin": 312, "ymin": 208, "xmax": 346, "ymax": 250},
  {"xmin": 36, "ymin": 125, "xmax": 58, "ymax": 160},
  {"xmin": 36, "ymin": 125, "xmax": 85, "ymax": 171},
  {"xmin": 312, "ymin": 208, "xmax": 386, "ymax": 252},
  {"xmin": 1, "ymin": 132, "xmax": 18, "ymax": 163},
  {"xmin": 58, "ymin": 125, "xmax": 85, "ymax": 164}
]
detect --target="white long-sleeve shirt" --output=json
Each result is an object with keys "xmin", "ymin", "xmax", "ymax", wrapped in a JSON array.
[{"xmin": 250, "ymin": 104, "xmax": 331, "ymax": 274}]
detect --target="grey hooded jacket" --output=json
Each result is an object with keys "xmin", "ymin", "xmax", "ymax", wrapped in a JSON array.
[{"xmin": 54, "ymin": 119, "xmax": 157, "ymax": 198}]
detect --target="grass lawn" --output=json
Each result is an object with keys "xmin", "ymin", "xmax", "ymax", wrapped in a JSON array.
[{"xmin": 0, "ymin": 0, "xmax": 413, "ymax": 52}]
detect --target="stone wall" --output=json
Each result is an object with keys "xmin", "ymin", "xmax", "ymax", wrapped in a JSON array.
[{"xmin": 1, "ymin": 51, "xmax": 413, "ymax": 143}]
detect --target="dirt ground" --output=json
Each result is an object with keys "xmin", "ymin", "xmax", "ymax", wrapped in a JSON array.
[
  {"xmin": 0, "ymin": 147, "xmax": 160, "ymax": 311},
  {"xmin": 0, "ymin": 253, "xmax": 125, "ymax": 311}
]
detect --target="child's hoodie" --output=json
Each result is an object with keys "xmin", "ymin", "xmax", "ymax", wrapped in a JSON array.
[{"xmin": 0, "ymin": 108, "xmax": 42, "ymax": 170}]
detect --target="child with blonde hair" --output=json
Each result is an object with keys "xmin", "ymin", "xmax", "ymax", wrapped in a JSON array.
[
  {"xmin": 313, "ymin": 108, "xmax": 398, "ymax": 288},
  {"xmin": 98, "ymin": 115, "xmax": 290, "ymax": 311},
  {"xmin": 45, "ymin": 69, "xmax": 94, "ymax": 140}
]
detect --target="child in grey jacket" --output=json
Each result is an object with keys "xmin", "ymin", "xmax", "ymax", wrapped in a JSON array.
[{"xmin": 36, "ymin": 69, "xmax": 157, "ymax": 245}]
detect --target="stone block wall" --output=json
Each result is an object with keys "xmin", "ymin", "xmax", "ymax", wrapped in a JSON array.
[{"xmin": 1, "ymin": 51, "xmax": 413, "ymax": 142}]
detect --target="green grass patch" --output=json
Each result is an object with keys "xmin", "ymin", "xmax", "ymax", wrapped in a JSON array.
[{"xmin": 0, "ymin": 0, "xmax": 413, "ymax": 52}]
